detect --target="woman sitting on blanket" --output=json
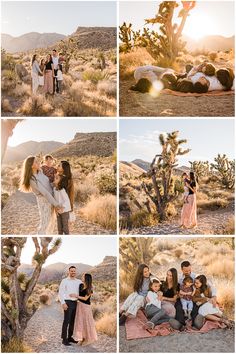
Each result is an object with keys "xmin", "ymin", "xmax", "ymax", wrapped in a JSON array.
[
  {"xmin": 119, "ymin": 264, "xmax": 155, "ymax": 325},
  {"xmin": 131, "ymin": 63, "xmax": 235, "ymax": 93},
  {"xmin": 160, "ymin": 268, "xmax": 180, "ymax": 318},
  {"xmin": 193, "ymin": 275, "xmax": 232, "ymax": 328}
]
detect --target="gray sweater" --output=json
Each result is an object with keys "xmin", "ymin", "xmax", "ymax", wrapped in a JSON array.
[{"xmin": 30, "ymin": 171, "xmax": 59, "ymax": 207}]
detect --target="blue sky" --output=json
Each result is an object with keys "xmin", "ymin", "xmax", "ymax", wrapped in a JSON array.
[
  {"xmin": 119, "ymin": 119, "xmax": 235, "ymax": 165},
  {"xmin": 120, "ymin": 1, "xmax": 235, "ymax": 39},
  {"xmin": 2, "ymin": 1, "xmax": 117, "ymax": 36},
  {"xmin": 7, "ymin": 119, "xmax": 117, "ymax": 147},
  {"xmin": 21, "ymin": 237, "xmax": 117, "ymax": 266}
]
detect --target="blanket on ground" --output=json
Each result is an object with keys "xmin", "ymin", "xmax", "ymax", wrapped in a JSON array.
[{"xmin": 161, "ymin": 89, "xmax": 234, "ymax": 97}]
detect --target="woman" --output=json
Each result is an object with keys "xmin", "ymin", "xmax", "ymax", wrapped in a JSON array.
[
  {"xmin": 39, "ymin": 59, "xmax": 45, "ymax": 87},
  {"xmin": 71, "ymin": 274, "xmax": 97, "ymax": 345},
  {"xmin": 180, "ymin": 171, "xmax": 197, "ymax": 229},
  {"xmin": 44, "ymin": 54, "xmax": 54, "ymax": 94},
  {"xmin": 20, "ymin": 156, "xmax": 61, "ymax": 234},
  {"xmin": 193, "ymin": 275, "xmax": 231, "ymax": 327},
  {"xmin": 57, "ymin": 161, "xmax": 74, "ymax": 212},
  {"xmin": 161, "ymin": 268, "xmax": 179, "ymax": 318},
  {"xmin": 31, "ymin": 54, "xmax": 43, "ymax": 94}
]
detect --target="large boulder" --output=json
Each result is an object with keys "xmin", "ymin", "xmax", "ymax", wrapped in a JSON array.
[{"xmin": 15, "ymin": 63, "xmax": 28, "ymax": 79}]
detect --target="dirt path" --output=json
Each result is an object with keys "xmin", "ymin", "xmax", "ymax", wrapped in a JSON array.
[
  {"xmin": 1, "ymin": 190, "xmax": 113, "ymax": 235},
  {"xmin": 119, "ymin": 79, "xmax": 235, "ymax": 117},
  {"xmin": 24, "ymin": 300, "xmax": 116, "ymax": 353},
  {"xmin": 126, "ymin": 208, "xmax": 234, "ymax": 235},
  {"xmin": 119, "ymin": 325, "xmax": 234, "ymax": 353}
]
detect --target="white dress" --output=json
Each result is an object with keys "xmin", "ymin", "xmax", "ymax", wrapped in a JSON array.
[
  {"xmin": 198, "ymin": 301, "xmax": 222, "ymax": 317},
  {"xmin": 187, "ymin": 72, "xmax": 224, "ymax": 91},
  {"xmin": 134, "ymin": 65, "xmax": 174, "ymax": 84}
]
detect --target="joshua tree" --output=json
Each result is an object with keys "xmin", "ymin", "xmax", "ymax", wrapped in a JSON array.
[
  {"xmin": 1, "ymin": 237, "xmax": 61, "ymax": 344},
  {"xmin": 211, "ymin": 154, "xmax": 235, "ymax": 189},
  {"xmin": 142, "ymin": 131, "xmax": 190, "ymax": 221},
  {"xmin": 58, "ymin": 37, "xmax": 88, "ymax": 73},
  {"xmin": 189, "ymin": 160, "xmax": 210, "ymax": 178},
  {"xmin": 1, "ymin": 120, "xmax": 23, "ymax": 162},
  {"xmin": 119, "ymin": 237, "xmax": 156, "ymax": 275},
  {"xmin": 119, "ymin": 22, "xmax": 133, "ymax": 53}
]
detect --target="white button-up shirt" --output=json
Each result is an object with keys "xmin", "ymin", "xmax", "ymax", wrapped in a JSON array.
[{"xmin": 58, "ymin": 277, "xmax": 82, "ymax": 304}]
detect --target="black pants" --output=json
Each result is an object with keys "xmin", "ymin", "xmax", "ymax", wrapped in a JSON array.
[
  {"xmin": 175, "ymin": 299, "xmax": 199, "ymax": 325},
  {"xmin": 61, "ymin": 300, "xmax": 77, "ymax": 341},
  {"xmin": 54, "ymin": 69, "xmax": 59, "ymax": 93},
  {"xmin": 57, "ymin": 212, "xmax": 69, "ymax": 235}
]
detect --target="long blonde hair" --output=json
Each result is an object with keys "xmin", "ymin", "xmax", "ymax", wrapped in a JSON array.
[{"xmin": 20, "ymin": 156, "xmax": 36, "ymax": 192}]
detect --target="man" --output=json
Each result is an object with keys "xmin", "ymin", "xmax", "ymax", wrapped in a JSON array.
[
  {"xmin": 52, "ymin": 49, "xmax": 59, "ymax": 93},
  {"xmin": 59, "ymin": 266, "xmax": 82, "ymax": 346},
  {"xmin": 41, "ymin": 155, "xmax": 57, "ymax": 184}
]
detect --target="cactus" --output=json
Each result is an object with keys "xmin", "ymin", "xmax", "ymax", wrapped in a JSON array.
[
  {"xmin": 189, "ymin": 160, "xmax": 210, "ymax": 178},
  {"xmin": 120, "ymin": 237, "xmax": 156, "ymax": 275},
  {"xmin": 1, "ymin": 237, "xmax": 61, "ymax": 344},
  {"xmin": 210, "ymin": 154, "xmax": 235, "ymax": 189},
  {"xmin": 142, "ymin": 131, "xmax": 190, "ymax": 221},
  {"xmin": 119, "ymin": 22, "xmax": 133, "ymax": 53}
]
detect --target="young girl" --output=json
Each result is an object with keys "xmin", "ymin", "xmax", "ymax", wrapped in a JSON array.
[
  {"xmin": 193, "ymin": 275, "xmax": 231, "ymax": 327},
  {"xmin": 39, "ymin": 59, "xmax": 45, "ymax": 86},
  {"xmin": 144, "ymin": 279, "xmax": 170, "ymax": 330},
  {"xmin": 57, "ymin": 161, "xmax": 74, "ymax": 212},
  {"xmin": 180, "ymin": 276, "xmax": 195, "ymax": 319},
  {"xmin": 56, "ymin": 64, "xmax": 63, "ymax": 93},
  {"xmin": 119, "ymin": 264, "xmax": 151, "ymax": 325},
  {"xmin": 71, "ymin": 274, "xmax": 97, "ymax": 346},
  {"xmin": 53, "ymin": 174, "xmax": 71, "ymax": 235}
]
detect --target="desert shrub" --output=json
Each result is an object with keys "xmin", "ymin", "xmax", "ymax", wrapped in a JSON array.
[
  {"xmin": 12, "ymin": 83, "xmax": 31, "ymax": 97},
  {"xmin": 214, "ymin": 279, "xmax": 234, "ymax": 319},
  {"xmin": 82, "ymin": 69, "xmax": 109, "ymax": 84},
  {"xmin": 81, "ymin": 194, "xmax": 116, "ymax": 231},
  {"xmin": 2, "ymin": 69, "xmax": 17, "ymax": 81},
  {"xmin": 207, "ymin": 259, "xmax": 234, "ymax": 280},
  {"xmin": 96, "ymin": 313, "xmax": 116, "ymax": 337},
  {"xmin": 197, "ymin": 198, "xmax": 229, "ymax": 211},
  {"xmin": 97, "ymin": 80, "xmax": 116, "ymax": 97},
  {"xmin": 124, "ymin": 210, "xmax": 157, "ymax": 229},
  {"xmin": 209, "ymin": 52, "xmax": 217, "ymax": 61},
  {"xmin": 95, "ymin": 173, "xmax": 116, "ymax": 195},
  {"xmin": 39, "ymin": 294, "xmax": 50, "ymax": 305},
  {"xmin": 174, "ymin": 249, "xmax": 183, "ymax": 259},
  {"xmin": 1, "ymin": 338, "xmax": 32, "ymax": 353},
  {"xmin": 156, "ymin": 239, "xmax": 174, "ymax": 252},
  {"xmin": 19, "ymin": 95, "xmax": 53, "ymax": 116},
  {"xmin": 1, "ymin": 99, "xmax": 13, "ymax": 112},
  {"xmin": 75, "ymin": 181, "xmax": 99, "ymax": 203},
  {"xmin": 119, "ymin": 282, "xmax": 132, "ymax": 301},
  {"xmin": 1, "ymin": 193, "xmax": 9, "ymax": 210},
  {"xmin": 120, "ymin": 48, "xmax": 154, "ymax": 79},
  {"xmin": 222, "ymin": 217, "xmax": 235, "ymax": 235}
]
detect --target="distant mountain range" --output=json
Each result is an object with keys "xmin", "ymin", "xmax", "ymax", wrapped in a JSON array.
[
  {"xmin": 18, "ymin": 256, "xmax": 116, "ymax": 284},
  {"xmin": 183, "ymin": 34, "xmax": 235, "ymax": 52},
  {"xmin": 123, "ymin": 159, "xmax": 190, "ymax": 176},
  {"xmin": 1, "ymin": 26, "xmax": 116, "ymax": 53},
  {"xmin": 3, "ymin": 132, "xmax": 116, "ymax": 163}
]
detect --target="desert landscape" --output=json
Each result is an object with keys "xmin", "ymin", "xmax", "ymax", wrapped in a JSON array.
[
  {"xmin": 119, "ymin": 237, "xmax": 235, "ymax": 352},
  {"xmin": 1, "ymin": 1, "xmax": 117, "ymax": 117},
  {"xmin": 1, "ymin": 237, "xmax": 117, "ymax": 353},
  {"xmin": 1, "ymin": 119, "xmax": 117, "ymax": 235},
  {"xmin": 119, "ymin": 1, "xmax": 235, "ymax": 117},
  {"xmin": 119, "ymin": 120, "xmax": 235, "ymax": 235}
]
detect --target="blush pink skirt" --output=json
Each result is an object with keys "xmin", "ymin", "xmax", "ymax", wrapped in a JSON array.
[
  {"xmin": 180, "ymin": 193, "xmax": 197, "ymax": 228},
  {"xmin": 73, "ymin": 301, "xmax": 97, "ymax": 344}
]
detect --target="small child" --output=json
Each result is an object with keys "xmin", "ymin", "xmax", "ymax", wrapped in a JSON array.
[
  {"xmin": 144, "ymin": 279, "xmax": 170, "ymax": 330},
  {"xmin": 56, "ymin": 64, "xmax": 63, "ymax": 94},
  {"xmin": 54, "ymin": 174, "xmax": 71, "ymax": 235},
  {"xmin": 41, "ymin": 155, "xmax": 57, "ymax": 184},
  {"xmin": 183, "ymin": 177, "xmax": 190, "ymax": 204},
  {"xmin": 180, "ymin": 276, "xmax": 195, "ymax": 319}
]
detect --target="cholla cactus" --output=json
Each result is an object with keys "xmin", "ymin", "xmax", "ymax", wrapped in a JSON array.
[
  {"xmin": 119, "ymin": 22, "xmax": 133, "ymax": 53},
  {"xmin": 142, "ymin": 131, "xmax": 190, "ymax": 221},
  {"xmin": 211, "ymin": 154, "xmax": 235, "ymax": 189},
  {"xmin": 189, "ymin": 160, "xmax": 210, "ymax": 178},
  {"xmin": 1, "ymin": 237, "xmax": 61, "ymax": 344},
  {"xmin": 120, "ymin": 237, "xmax": 156, "ymax": 274}
]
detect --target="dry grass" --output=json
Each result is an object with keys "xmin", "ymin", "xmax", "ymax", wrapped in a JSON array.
[
  {"xmin": 120, "ymin": 48, "xmax": 155, "ymax": 79},
  {"xmin": 96, "ymin": 313, "xmax": 116, "ymax": 337},
  {"xmin": 1, "ymin": 98, "xmax": 13, "ymax": 112},
  {"xmin": 19, "ymin": 95, "xmax": 53, "ymax": 116},
  {"xmin": 81, "ymin": 194, "xmax": 116, "ymax": 231},
  {"xmin": 1, "ymin": 338, "xmax": 32, "ymax": 353},
  {"xmin": 222, "ymin": 216, "xmax": 235, "ymax": 235},
  {"xmin": 207, "ymin": 259, "xmax": 234, "ymax": 281}
]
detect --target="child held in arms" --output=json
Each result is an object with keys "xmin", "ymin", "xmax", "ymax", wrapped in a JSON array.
[{"xmin": 41, "ymin": 155, "xmax": 57, "ymax": 184}]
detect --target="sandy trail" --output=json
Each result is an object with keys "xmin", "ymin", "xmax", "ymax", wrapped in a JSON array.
[
  {"xmin": 1, "ymin": 190, "xmax": 113, "ymax": 235},
  {"xmin": 119, "ymin": 79, "xmax": 235, "ymax": 117},
  {"xmin": 24, "ymin": 300, "xmax": 116, "ymax": 353}
]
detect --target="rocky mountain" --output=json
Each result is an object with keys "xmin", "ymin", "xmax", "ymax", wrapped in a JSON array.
[
  {"xmin": 1, "ymin": 32, "xmax": 66, "ymax": 53},
  {"xmin": 18, "ymin": 256, "xmax": 116, "ymax": 283},
  {"xmin": 3, "ymin": 141, "xmax": 64, "ymax": 163},
  {"xmin": 184, "ymin": 35, "xmax": 235, "ymax": 52},
  {"xmin": 72, "ymin": 27, "xmax": 116, "ymax": 50},
  {"xmin": 132, "ymin": 159, "xmax": 150, "ymax": 172},
  {"xmin": 52, "ymin": 132, "xmax": 117, "ymax": 158},
  {"xmin": 173, "ymin": 165, "xmax": 190, "ymax": 176},
  {"xmin": 87, "ymin": 256, "xmax": 116, "ymax": 281},
  {"xmin": 120, "ymin": 161, "xmax": 146, "ymax": 177}
]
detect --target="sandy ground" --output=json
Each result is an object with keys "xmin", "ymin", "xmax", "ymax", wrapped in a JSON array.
[
  {"xmin": 119, "ymin": 79, "xmax": 235, "ymax": 117},
  {"xmin": 1, "ymin": 190, "xmax": 113, "ymax": 235},
  {"xmin": 119, "ymin": 325, "xmax": 235, "ymax": 352},
  {"xmin": 24, "ymin": 300, "xmax": 116, "ymax": 353}
]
